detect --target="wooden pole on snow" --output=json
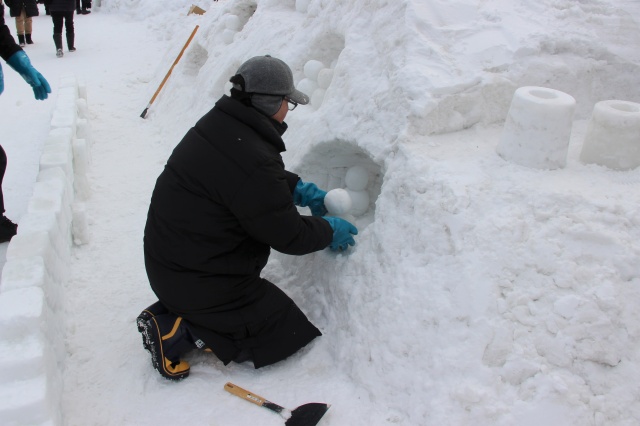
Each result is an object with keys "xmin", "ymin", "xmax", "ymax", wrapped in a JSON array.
[{"xmin": 140, "ymin": 25, "xmax": 200, "ymax": 119}]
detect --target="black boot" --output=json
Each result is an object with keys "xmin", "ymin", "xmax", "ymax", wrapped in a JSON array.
[
  {"xmin": 0, "ymin": 216, "xmax": 18, "ymax": 243},
  {"xmin": 137, "ymin": 305, "xmax": 197, "ymax": 380},
  {"xmin": 53, "ymin": 33, "xmax": 63, "ymax": 57},
  {"xmin": 25, "ymin": 34, "xmax": 33, "ymax": 44},
  {"xmin": 17, "ymin": 34, "xmax": 25, "ymax": 47},
  {"xmin": 66, "ymin": 33, "xmax": 76, "ymax": 52}
]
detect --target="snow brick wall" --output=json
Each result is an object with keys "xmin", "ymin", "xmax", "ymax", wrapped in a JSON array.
[{"xmin": 0, "ymin": 74, "xmax": 90, "ymax": 426}]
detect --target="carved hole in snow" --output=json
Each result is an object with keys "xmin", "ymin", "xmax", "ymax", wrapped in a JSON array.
[
  {"xmin": 298, "ymin": 33, "xmax": 345, "ymax": 109},
  {"xmin": 221, "ymin": 1, "xmax": 257, "ymax": 44},
  {"xmin": 293, "ymin": 140, "xmax": 382, "ymax": 230}
]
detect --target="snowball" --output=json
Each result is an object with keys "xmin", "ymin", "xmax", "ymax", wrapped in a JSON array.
[
  {"xmin": 325, "ymin": 188, "xmax": 352, "ymax": 215},
  {"xmin": 222, "ymin": 28, "xmax": 236, "ymax": 45},
  {"xmin": 316, "ymin": 68, "xmax": 334, "ymax": 89},
  {"xmin": 303, "ymin": 60, "xmax": 325, "ymax": 81},
  {"xmin": 347, "ymin": 189, "xmax": 369, "ymax": 216},
  {"xmin": 224, "ymin": 14, "xmax": 241, "ymax": 30},
  {"xmin": 345, "ymin": 165, "xmax": 369, "ymax": 191},
  {"xmin": 311, "ymin": 88, "xmax": 326, "ymax": 108},
  {"xmin": 296, "ymin": 78, "xmax": 318, "ymax": 97}
]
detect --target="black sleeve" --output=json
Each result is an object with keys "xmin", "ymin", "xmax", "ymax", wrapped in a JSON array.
[
  {"xmin": 0, "ymin": 23, "xmax": 21, "ymax": 62},
  {"xmin": 285, "ymin": 170, "xmax": 300, "ymax": 194},
  {"xmin": 231, "ymin": 160, "xmax": 332, "ymax": 255}
]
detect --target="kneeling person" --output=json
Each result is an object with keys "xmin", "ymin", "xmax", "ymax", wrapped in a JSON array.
[{"xmin": 137, "ymin": 55, "xmax": 358, "ymax": 380}]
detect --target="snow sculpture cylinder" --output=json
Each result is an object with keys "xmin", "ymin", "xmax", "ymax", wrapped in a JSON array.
[
  {"xmin": 579, "ymin": 100, "xmax": 640, "ymax": 170},
  {"xmin": 496, "ymin": 86, "xmax": 576, "ymax": 169}
]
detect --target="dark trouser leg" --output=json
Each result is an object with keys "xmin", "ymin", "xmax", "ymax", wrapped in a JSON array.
[
  {"xmin": 51, "ymin": 12, "xmax": 64, "ymax": 51},
  {"xmin": 53, "ymin": 33, "xmax": 63, "ymax": 50},
  {"xmin": 64, "ymin": 12, "xmax": 75, "ymax": 43},
  {"xmin": 0, "ymin": 145, "xmax": 7, "ymax": 214}
]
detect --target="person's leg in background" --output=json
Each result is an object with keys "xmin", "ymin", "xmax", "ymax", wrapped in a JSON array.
[
  {"xmin": 51, "ymin": 11, "xmax": 64, "ymax": 57},
  {"xmin": 15, "ymin": 9, "xmax": 26, "ymax": 46},
  {"xmin": 24, "ymin": 11, "xmax": 34, "ymax": 44},
  {"xmin": 64, "ymin": 11, "xmax": 75, "ymax": 52},
  {"xmin": 0, "ymin": 145, "xmax": 18, "ymax": 243}
]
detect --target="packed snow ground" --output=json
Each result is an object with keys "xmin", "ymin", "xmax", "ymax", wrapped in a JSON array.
[{"xmin": 1, "ymin": 0, "xmax": 640, "ymax": 425}]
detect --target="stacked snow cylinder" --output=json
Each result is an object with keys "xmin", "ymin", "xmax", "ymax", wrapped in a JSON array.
[
  {"xmin": 496, "ymin": 86, "xmax": 576, "ymax": 169},
  {"xmin": 579, "ymin": 100, "xmax": 640, "ymax": 170},
  {"xmin": 0, "ymin": 74, "xmax": 91, "ymax": 426}
]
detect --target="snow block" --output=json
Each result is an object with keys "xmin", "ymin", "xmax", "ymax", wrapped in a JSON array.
[
  {"xmin": 72, "ymin": 202, "xmax": 90, "ymax": 245},
  {"xmin": 497, "ymin": 86, "xmax": 576, "ymax": 170},
  {"xmin": 0, "ymin": 375, "xmax": 57, "ymax": 426},
  {"xmin": 579, "ymin": 100, "xmax": 640, "ymax": 170},
  {"xmin": 0, "ymin": 333, "xmax": 45, "ymax": 382},
  {"xmin": 0, "ymin": 257, "xmax": 48, "ymax": 292},
  {"xmin": 72, "ymin": 138, "xmax": 91, "ymax": 200},
  {"xmin": 0, "ymin": 288, "xmax": 44, "ymax": 341}
]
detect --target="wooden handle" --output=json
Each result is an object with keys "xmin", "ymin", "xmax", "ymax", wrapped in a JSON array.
[
  {"xmin": 141, "ymin": 25, "xmax": 199, "ymax": 118},
  {"xmin": 224, "ymin": 382, "xmax": 267, "ymax": 407}
]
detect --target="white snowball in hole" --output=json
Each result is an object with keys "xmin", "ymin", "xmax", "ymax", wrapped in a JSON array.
[
  {"xmin": 296, "ymin": 78, "xmax": 318, "ymax": 98},
  {"xmin": 325, "ymin": 188, "xmax": 352, "ymax": 215},
  {"xmin": 347, "ymin": 189, "xmax": 370, "ymax": 216},
  {"xmin": 224, "ymin": 14, "xmax": 241, "ymax": 30},
  {"xmin": 311, "ymin": 88, "xmax": 326, "ymax": 108},
  {"xmin": 304, "ymin": 60, "xmax": 325, "ymax": 81},
  {"xmin": 345, "ymin": 165, "xmax": 369, "ymax": 191},
  {"xmin": 317, "ymin": 68, "xmax": 334, "ymax": 89},
  {"xmin": 222, "ymin": 28, "xmax": 236, "ymax": 44}
]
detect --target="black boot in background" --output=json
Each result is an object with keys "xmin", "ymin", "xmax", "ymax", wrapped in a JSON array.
[
  {"xmin": 17, "ymin": 34, "xmax": 25, "ymax": 47},
  {"xmin": 66, "ymin": 33, "xmax": 76, "ymax": 52},
  {"xmin": 25, "ymin": 34, "xmax": 33, "ymax": 44},
  {"xmin": 53, "ymin": 33, "xmax": 63, "ymax": 57}
]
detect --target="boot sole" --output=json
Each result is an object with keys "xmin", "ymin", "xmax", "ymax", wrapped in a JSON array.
[{"xmin": 137, "ymin": 317, "xmax": 190, "ymax": 380}]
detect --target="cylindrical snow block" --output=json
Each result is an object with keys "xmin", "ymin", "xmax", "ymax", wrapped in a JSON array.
[
  {"xmin": 496, "ymin": 86, "xmax": 576, "ymax": 169},
  {"xmin": 579, "ymin": 100, "xmax": 640, "ymax": 170}
]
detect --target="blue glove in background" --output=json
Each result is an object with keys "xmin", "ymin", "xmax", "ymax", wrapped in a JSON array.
[
  {"xmin": 6, "ymin": 51, "xmax": 51, "ymax": 100},
  {"xmin": 0, "ymin": 63, "xmax": 4, "ymax": 96},
  {"xmin": 322, "ymin": 216, "xmax": 358, "ymax": 252},
  {"xmin": 293, "ymin": 179, "xmax": 328, "ymax": 216}
]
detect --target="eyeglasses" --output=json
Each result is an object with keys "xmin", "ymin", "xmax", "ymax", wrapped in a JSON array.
[{"xmin": 284, "ymin": 97, "xmax": 298, "ymax": 111}]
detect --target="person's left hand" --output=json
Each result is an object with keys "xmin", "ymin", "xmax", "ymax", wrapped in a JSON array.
[
  {"xmin": 6, "ymin": 51, "xmax": 51, "ymax": 100},
  {"xmin": 293, "ymin": 179, "xmax": 328, "ymax": 216}
]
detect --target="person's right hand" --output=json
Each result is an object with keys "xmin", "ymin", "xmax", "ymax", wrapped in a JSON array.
[
  {"xmin": 6, "ymin": 51, "xmax": 51, "ymax": 100},
  {"xmin": 322, "ymin": 216, "xmax": 358, "ymax": 252}
]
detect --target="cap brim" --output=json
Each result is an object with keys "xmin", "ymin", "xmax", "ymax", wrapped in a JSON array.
[{"xmin": 287, "ymin": 88, "xmax": 310, "ymax": 105}]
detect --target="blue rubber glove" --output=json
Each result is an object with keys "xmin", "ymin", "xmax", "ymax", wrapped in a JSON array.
[
  {"xmin": 0, "ymin": 63, "xmax": 4, "ymax": 96},
  {"xmin": 322, "ymin": 216, "xmax": 358, "ymax": 252},
  {"xmin": 293, "ymin": 179, "xmax": 327, "ymax": 216},
  {"xmin": 6, "ymin": 51, "xmax": 51, "ymax": 100}
]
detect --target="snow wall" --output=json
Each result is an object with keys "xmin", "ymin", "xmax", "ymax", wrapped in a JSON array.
[{"xmin": 0, "ymin": 75, "xmax": 90, "ymax": 425}]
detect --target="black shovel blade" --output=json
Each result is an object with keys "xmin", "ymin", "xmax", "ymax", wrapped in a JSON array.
[{"xmin": 285, "ymin": 403, "xmax": 330, "ymax": 426}]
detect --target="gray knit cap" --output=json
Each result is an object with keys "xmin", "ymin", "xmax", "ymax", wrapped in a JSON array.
[{"xmin": 235, "ymin": 55, "xmax": 310, "ymax": 105}]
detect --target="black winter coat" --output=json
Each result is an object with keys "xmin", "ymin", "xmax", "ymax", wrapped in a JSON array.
[
  {"xmin": 144, "ymin": 95, "xmax": 333, "ymax": 368},
  {"xmin": 4, "ymin": 0, "xmax": 39, "ymax": 18},
  {"xmin": 0, "ymin": 4, "xmax": 21, "ymax": 61}
]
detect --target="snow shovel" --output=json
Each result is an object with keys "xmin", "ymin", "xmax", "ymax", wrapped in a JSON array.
[
  {"xmin": 140, "ymin": 25, "xmax": 199, "ymax": 119},
  {"xmin": 224, "ymin": 382, "xmax": 330, "ymax": 426}
]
